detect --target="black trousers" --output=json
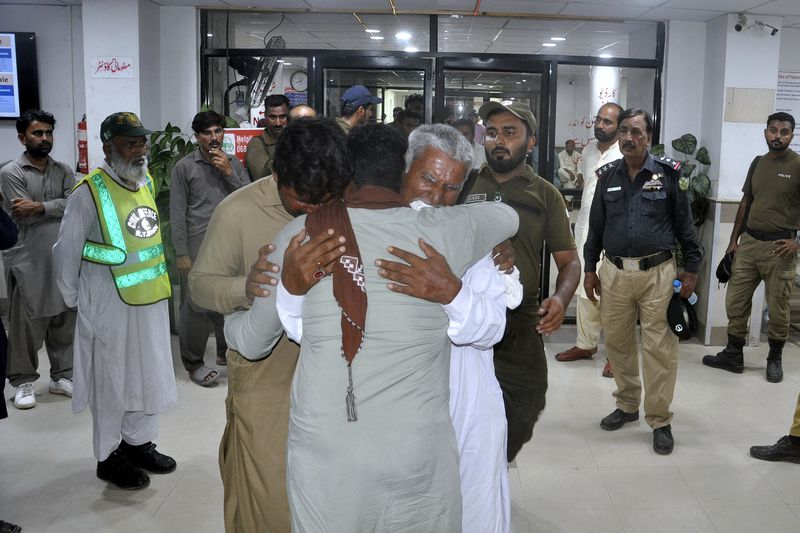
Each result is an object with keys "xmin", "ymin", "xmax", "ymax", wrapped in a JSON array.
[{"xmin": 493, "ymin": 325, "xmax": 547, "ymax": 462}]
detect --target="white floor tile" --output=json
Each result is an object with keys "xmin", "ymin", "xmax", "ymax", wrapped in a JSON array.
[
  {"xmin": 704, "ymin": 504, "xmax": 800, "ymax": 533},
  {"xmin": 679, "ymin": 465, "xmax": 784, "ymax": 507},
  {"xmin": 601, "ymin": 465, "xmax": 701, "ymax": 509},
  {"xmin": 617, "ymin": 507, "xmax": 717, "ymax": 533}
]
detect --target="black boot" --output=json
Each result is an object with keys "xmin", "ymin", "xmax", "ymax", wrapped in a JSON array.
[
  {"xmin": 702, "ymin": 334, "xmax": 745, "ymax": 373},
  {"xmin": 120, "ymin": 440, "xmax": 177, "ymax": 474},
  {"xmin": 766, "ymin": 338, "xmax": 784, "ymax": 383},
  {"xmin": 97, "ymin": 447, "xmax": 150, "ymax": 490}
]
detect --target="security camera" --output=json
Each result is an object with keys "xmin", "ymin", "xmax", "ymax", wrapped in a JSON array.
[
  {"xmin": 735, "ymin": 13, "xmax": 747, "ymax": 32},
  {"xmin": 735, "ymin": 23, "xmax": 744, "ymax": 32}
]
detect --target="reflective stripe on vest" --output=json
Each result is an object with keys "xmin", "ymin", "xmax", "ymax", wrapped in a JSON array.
[{"xmin": 78, "ymin": 169, "xmax": 171, "ymax": 305}]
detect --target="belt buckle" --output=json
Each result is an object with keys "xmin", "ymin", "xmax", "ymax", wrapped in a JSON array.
[{"xmin": 622, "ymin": 258, "xmax": 639, "ymax": 271}]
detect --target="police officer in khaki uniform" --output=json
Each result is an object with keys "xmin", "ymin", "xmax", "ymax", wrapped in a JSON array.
[
  {"xmin": 703, "ymin": 111, "xmax": 800, "ymax": 383},
  {"xmin": 462, "ymin": 101, "xmax": 580, "ymax": 461},
  {"xmin": 584, "ymin": 108, "xmax": 701, "ymax": 455}
]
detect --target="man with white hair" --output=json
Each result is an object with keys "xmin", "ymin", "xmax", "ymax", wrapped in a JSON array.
[{"xmin": 54, "ymin": 112, "xmax": 177, "ymax": 491}]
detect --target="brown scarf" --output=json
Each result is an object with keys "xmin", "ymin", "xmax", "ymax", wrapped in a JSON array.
[{"xmin": 305, "ymin": 184, "xmax": 405, "ymax": 421}]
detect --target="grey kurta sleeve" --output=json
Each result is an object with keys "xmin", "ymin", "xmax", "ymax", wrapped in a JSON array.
[
  {"xmin": 53, "ymin": 184, "xmax": 96, "ymax": 308},
  {"xmin": 0, "ymin": 165, "xmax": 41, "ymax": 227},
  {"xmin": 223, "ymin": 215, "xmax": 302, "ymax": 359},
  {"xmin": 169, "ymin": 160, "xmax": 190, "ymax": 257},
  {"xmin": 41, "ymin": 162, "xmax": 73, "ymax": 218}
]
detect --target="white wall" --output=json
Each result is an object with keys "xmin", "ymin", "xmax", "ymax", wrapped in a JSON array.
[
  {"xmin": 0, "ymin": 4, "xmax": 81, "ymax": 169},
  {"xmin": 160, "ymin": 6, "xmax": 199, "ymax": 133},
  {"xmin": 779, "ymin": 27, "xmax": 800, "ymax": 71},
  {"xmin": 139, "ymin": 0, "xmax": 161, "ymax": 132},
  {"xmin": 662, "ymin": 21, "xmax": 706, "ymax": 150}
]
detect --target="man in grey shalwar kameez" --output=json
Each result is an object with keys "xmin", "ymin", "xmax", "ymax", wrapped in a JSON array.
[
  {"xmin": 54, "ymin": 112, "xmax": 177, "ymax": 491},
  {"xmin": 225, "ymin": 124, "xmax": 519, "ymax": 532},
  {"xmin": 1, "ymin": 109, "xmax": 76, "ymax": 410}
]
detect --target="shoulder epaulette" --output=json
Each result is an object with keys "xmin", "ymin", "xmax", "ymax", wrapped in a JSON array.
[
  {"xmin": 654, "ymin": 155, "xmax": 682, "ymax": 172},
  {"xmin": 595, "ymin": 161, "xmax": 617, "ymax": 179}
]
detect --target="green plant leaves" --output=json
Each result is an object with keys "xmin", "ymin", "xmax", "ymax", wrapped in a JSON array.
[
  {"xmin": 650, "ymin": 144, "xmax": 665, "ymax": 156},
  {"xmin": 695, "ymin": 146, "xmax": 710, "ymax": 165},
  {"xmin": 680, "ymin": 163, "xmax": 696, "ymax": 177},
  {"xmin": 671, "ymin": 134, "xmax": 697, "ymax": 155},
  {"xmin": 691, "ymin": 173, "xmax": 711, "ymax": 196}
]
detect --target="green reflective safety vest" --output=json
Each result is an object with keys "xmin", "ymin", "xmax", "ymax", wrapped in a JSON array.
[{"xmin": 77, "ymin": 168, "xmax": 171, "ymax": 306}]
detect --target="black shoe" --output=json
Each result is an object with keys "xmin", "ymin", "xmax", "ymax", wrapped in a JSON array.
[
  {"xmin": 702, "ymin": 334, "xmax": 745, "ymax": 374},
  {"xmin": 0, "ymin": 520, "xmax": 22, "ymax": 533},
  {"xmin": 600, "ymin": 408, "xmax": 639, "ymax": 431},
  {"xmin": 120, "ymin": 440, "xmax": 176, "ymax": 474},
  {"xmin": 766, "ymin": 358, "xmax": 783, "ymax": 383},
  {"xmin": 766, "ymin": 338, "xmax": 784, "ymax": 383},
  {"xmin": 97, "ymin": 447, "xmax": 150, "ymax": 490},
  {"xmin": 750, "ymin": 436, "xmax": 800, "ymax": 463},
  {"xmin": 653, "ymin": 425, "xmax": 674, "ymax": 455}
]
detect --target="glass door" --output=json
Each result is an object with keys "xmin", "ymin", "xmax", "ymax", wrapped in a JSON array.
[{"xmin": 314, "ymin": 56, "xmax": 434, "ymax": 124}]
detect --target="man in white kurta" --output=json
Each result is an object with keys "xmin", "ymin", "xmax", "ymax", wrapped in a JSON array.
[
  {"xmin": 557, "ymin": 139, "xmax": 583, "ymax": 189},
  {"xmin": 226, "ymin": 124, "xmax": 519, "ymax": 532},
  {"xmin": 54, "ymin": 112, "xmax": 177, "ymax": 491},
  {"xmin": 556, "ymin": 103, "xmax": 623, "ymax": 373}
]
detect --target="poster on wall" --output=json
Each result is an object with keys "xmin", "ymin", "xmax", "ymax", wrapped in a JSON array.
[
  {"xmin": 775, "ymin": 69, "xmax": 800, "ymax": 151},
  {"xmin": 223, "ymin": 128, "xmax": 263, "ymax": 164},
  {"xmin": 0, "ymin": 33, "xmax": 21, "ymax": 118}
]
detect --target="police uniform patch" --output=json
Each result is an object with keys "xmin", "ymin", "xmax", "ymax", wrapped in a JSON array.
[
  {"xmin": 126, "ymin": 206, "xmax": 159, "ymax": 238},
  {"xmin": 654, "ymin": 155, "xmax": 682, "ymax": 171},
  {"xmin": 464, "ymin": 193, "xmax": 486, "ymax": 204},
  {"xmin": 596, "ymin": 161, "xmax": 617, "ymax": 179},
  {"xmin": 678, "ymin": 177, "xmax": 689, "ymax": 191},
  {"xmin": 643, "ymin": 173, "xmax": 664, "ymax": 191}
]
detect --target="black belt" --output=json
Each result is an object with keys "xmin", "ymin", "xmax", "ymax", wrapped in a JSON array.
[
  {"xmin": 607, "ymin": 250, "xmax": 673, "ymax": 271},
  {"xmin": 746, "ymin": 227, "xmax": 796, "ymax": 241}
]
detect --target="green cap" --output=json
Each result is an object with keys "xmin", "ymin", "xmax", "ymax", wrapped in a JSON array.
[
  {"xmin": 100, "ymin": 112, "xmax": 152, "ymax": 142},
  {"xmin": 479, "ymin": 101, "xmax": 538, "ymax": 135}
]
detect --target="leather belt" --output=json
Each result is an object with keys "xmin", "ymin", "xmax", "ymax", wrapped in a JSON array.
[
  {"xmin": 607, "ymin": 250, "xmax": 673, "ymax": 272},
  {"xmin": 745, "ymin": 227, "xmax": 796, "ymax": 241}
]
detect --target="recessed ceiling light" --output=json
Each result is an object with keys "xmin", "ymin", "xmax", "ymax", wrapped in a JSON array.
[
  {"xmin": 542, "ymin": 43, "xmax": 556, "ymax": 47},
  {"xmin": 599, "ymin": 53, "xmax": 612, "ymax": 58},
  {"xmin": 477, "ymin": 83, "xmax": 483, "ymax": 86},
  {"xmin": 522, "ymin": 79, "xmax": 527, "ymax": 82},
  {"xmin": 396, "ymin": 31, "xmax": 412, "ymax": 40},
  {"xmin": 405, "ymin": 46, "xmax": 418, "ymax": 53},
  {"xmin": 371, "ymin": 36, "xmax": 385, "ymax": 40},
  {"xmin": 276, "ymin": 59, "xmax": 285, "ymax": 63},
  {"xmin": 515, "ymin": 81, "xmax": 521, "ymax": 84},
  {"xmin": 206, "ymin": 33, "xmax": 214, "ymax": 37},
  {"xmin": 282, "ymin": 63, "xmax": 292, "ymax": 66},
  {"xmin": 365, "ymin": 29, "xmax": 380, "ymax": 33},
  {"xmin": 550, "ymin": 37, "xmax": 565, "ymax": 41}
]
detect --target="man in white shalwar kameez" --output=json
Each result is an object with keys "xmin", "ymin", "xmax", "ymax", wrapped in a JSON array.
[
  {"xmin": 268, "ymin": 125, "xmax": 522, "ymax": 533},
  {"xmin": 54, "ymin": 112, "xmax": 177, "ymax": 491}
]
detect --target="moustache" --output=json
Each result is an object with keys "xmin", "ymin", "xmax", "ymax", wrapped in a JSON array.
[
  {"xmin": 492, "ymin": 148, "xmax": 510, "ymax": 157},
  {"xmin": 209, "ymin": 142, "xmax": 221, "ymax": 148},
  {"xmin": 622, "ymin": 142, "xmax": 636, "ymax": 150}
]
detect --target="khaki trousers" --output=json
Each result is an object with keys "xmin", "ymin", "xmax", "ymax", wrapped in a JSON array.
[
  {"xmin": 576, "ymin": 295, "xmax": 602, "ymax": 350},
  {"xmin": 599, "ymin": 256, "xmax": 678, "ymax": 429},
  {"xmin": 219, "ymin": 340, "xmax": 299, "ymax": 533},
  {"xmin": 791, "ymin": 393, "xmax": 800, "ymax": 438},
  {"xmin": 726, "ymin": 232, "xmax": 797, "ymax": 341}
]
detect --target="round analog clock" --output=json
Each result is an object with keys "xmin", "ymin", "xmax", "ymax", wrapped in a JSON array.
[{"xmin": 290, "ymin": 70, "xmax": 308, "ymax": 92}]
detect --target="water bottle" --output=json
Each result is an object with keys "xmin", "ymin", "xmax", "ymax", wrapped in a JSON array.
[{"xmin": 673, "ymin": 279, "xmax": 698, "ymax": 305}]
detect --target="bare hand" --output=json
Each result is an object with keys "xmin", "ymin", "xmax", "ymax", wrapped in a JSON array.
[
  {"xmin": 772, "ymin": 239, "xmax": 800, "ymax": 259},
  {"xmin": 492, "ymin": 239, "xmax": 516, "ymax": 273},
  {"xmin": 677, "ymin": 271, "xmax": 697, "ymax": 298},
  {"xmin": 536, "ymin": 296, "xmax": 566, "ymax": 335},
  {"xmin": 282, "ymin": 228, "xmax": 346, "ymax": 296},
  {"xmin": 10, "ymin": 198, "xmax": 44, "ymax": 219},
  {"xmin": 726, "ymin": 240, "xmax": 738, "ymax": 254},
  {"xmin": 177, "ymin": 255, "xmax": 193, "ymax": 276},
  {"xmin": 210, "ymin": 148, "xmax": 233, "ymax": 177},
  {"xmin": 376, "ymin": 238, "xmax": 461, "ymax": 304},
  {"xmin": 246, "ymin": 243, "xmax": 280, "ymax": 300},
  {"xmin": 584, "ymin": 272, "xmax": 601, "ymax": 303}
]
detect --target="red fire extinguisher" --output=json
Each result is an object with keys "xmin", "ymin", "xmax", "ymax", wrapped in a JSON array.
[{"xmin": 77, "ymin": 114, "xmax": 88, "ymax": 175}]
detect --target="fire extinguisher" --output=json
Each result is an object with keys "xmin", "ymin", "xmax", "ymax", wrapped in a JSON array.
[{"xmin": 77, "ymin": 114, "xmax": 88, "ymax": 175}]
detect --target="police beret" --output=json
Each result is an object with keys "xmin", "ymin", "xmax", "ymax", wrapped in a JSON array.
[
  {"xmin": 667, "ymin": 293, "xmax": 698, "ymax": 341},
  {"xmin": 716, "ymin": 251, "xmax": 735, "ymax": 284}
]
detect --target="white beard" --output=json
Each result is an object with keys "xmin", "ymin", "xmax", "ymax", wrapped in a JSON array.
[{"xmin": 109, "ymin": 152, "xmax": 149, "ymax": 187}]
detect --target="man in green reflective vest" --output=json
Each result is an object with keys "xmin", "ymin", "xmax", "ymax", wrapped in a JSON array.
[{"xmin": 54, "ymin": 112, "xmax": 177, "ymax": 491}]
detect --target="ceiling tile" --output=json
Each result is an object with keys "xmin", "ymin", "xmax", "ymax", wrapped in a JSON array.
[
  {"xmin": 559, "ymin": 2, "xmax": 652, "ymax": 18},
  {"xmin": 476, "ymin": 0, "xmax": 566, "ymax": 15},
  {"xmin": 221, "ymin": 0, "xmax": 312, "ymax": 7},
  {"xmin": 394, "ymin": 0, "xmax": 472, "ymax": 10},
  {"xmin": 750, "ymin": 0, "xmax": 800, "ymax": 17},
  {"xmin": 660, "ymin": 0, "xmax": 765, "ymax": 10},
  {"xmin": 640, "ymin": 7, "xmax": 728, "ymax": 21}
]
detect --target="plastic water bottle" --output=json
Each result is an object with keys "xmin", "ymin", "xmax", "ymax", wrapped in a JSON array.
[{"xmin": 673, "ymin": 279, "xmax": 698, "ymax": 305}]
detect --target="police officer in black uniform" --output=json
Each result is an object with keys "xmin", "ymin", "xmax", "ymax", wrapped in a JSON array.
[{"xmin": 583, "ymin": 108, "xmax": 702, "ymax": 455}]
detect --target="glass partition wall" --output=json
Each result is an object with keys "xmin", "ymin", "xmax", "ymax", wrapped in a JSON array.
[{"xmin": 201, "ymin": 11, "xmax": 665, "ymax": 321}]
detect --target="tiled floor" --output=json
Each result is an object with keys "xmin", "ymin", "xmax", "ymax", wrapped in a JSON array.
[{"xmin": 2, "ymin": 328, "xmax": 799, "ymax": 532}]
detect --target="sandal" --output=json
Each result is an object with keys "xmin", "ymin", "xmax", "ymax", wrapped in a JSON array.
[
  {"xmin": 189, "ymin": 366, "xmax": 218, "ymax": 387},
  {"xmin": 216, "ymin": 354, "xmax": 227, "ymax": 366}
]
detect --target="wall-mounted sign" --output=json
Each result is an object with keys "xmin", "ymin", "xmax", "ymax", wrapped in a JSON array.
[
  {"xmin": 776, "ymin": 70, "xmax": 800, "ymax": 151},
  {"xmin": 90, "ymin": 56, "xmax": 135, "ymax": 79},
  {"xmin": 0, "ymin": 33, "xmax": 20, "ymax": 117}
]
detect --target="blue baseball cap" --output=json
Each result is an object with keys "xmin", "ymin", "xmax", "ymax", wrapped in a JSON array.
[{"xmin": 341, "ymin": 85, "xmax": 382, "ymax": 108}]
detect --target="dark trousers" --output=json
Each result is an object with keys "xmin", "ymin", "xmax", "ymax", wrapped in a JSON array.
[
  {"xmin": 0, "ymin": 317, "xmax": 8, "ymax": 420},
  {"xmin": 178, "ymin": 273, "xmax": 227, "ymax": 372},
  {"xmin": 493, "ymin": 325, "xmax": 547, "ymax": 462}
]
